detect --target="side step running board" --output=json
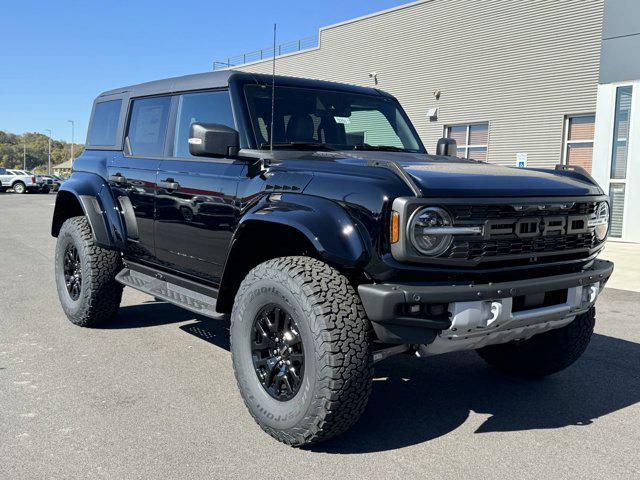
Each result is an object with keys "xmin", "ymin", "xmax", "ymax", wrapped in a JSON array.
[{"xmin": 116, "ymin": 262, "xmax": 219, "ymax": 318}]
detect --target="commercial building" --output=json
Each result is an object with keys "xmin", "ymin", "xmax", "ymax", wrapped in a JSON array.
[
  {"xmin": 592, "ymin": 0, "xmax": 639, "ymax": 242},
  {"xmin": 222, "ymin": 0, "xmax": 637, "ymax": 241}
]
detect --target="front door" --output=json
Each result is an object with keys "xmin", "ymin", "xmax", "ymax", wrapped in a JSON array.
[
  {"xmin": 154, "ymin": 89, "xmax": 243, "ymax": 284},
  {"xmin": 107, "ymin": 94, "xmax": 172, "ymax": 263}
]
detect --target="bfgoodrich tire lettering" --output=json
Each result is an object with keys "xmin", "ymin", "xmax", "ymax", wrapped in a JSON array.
[
  {"xmin": 231, "ymin": 256, "xmax": 373, "ymax": 446},
  {"xmin": 54, "ymin": 216, "xmax": 123, "ymax": 327},
  {"xmin": 477, "ymin": 307, "xmax": 596, "ymax": 377}
]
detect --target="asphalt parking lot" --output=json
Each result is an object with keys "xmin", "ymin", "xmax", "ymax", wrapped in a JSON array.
[{"xmin": 1, "ymin": 193, "xmax": 639, "ymax": 479}]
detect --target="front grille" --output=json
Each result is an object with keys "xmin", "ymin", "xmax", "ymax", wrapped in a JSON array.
[
  {"xmin": 448, "ymin": 232, "xmax": 596, "ymax": 259},
  {"xmin": 444, "ymin": 201, "xmax": 600, "ymax": 262},
  {"xmin": 449, "ymin": 202, "xmax": 596, "ymax": 221}
]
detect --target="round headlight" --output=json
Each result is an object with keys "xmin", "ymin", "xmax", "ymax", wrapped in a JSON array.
[
  {"xmin": 593, "ymin": 202, "xmax": 610, "ymax": 241},
  {"xmin": 408, "ymin": 207, "xmax": 453, "ymax": 256}
]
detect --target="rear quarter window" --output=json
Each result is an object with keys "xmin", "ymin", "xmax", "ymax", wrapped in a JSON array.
[{"xmin": 87, "ymin": 99, "xmax": 122, "ymax": 146}]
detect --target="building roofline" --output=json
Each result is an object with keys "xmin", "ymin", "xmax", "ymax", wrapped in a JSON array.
[
  {"xmin": 320, "ymin": 0, "xmax": 430, "ymax": 32},
  {"xmin": 225, "ymin": 0, "xmax": 431, "ymax": 71}
]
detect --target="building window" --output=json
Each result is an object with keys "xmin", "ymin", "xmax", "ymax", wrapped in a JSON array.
[
  {"xmin": 611, "ymin": 86, "xmax": 633, "ymax": 180},
  {"xmin": 563, "ymin": 114, "xmax": 595, "ymax": 173},
  {"xmin": 609, "ymin": 183, "xmax": 626, "ymax": 238},
  {"xmin": 445, "ymin": 122, "xmax": 488, "ymax": 161},
  {"xmin": 608, "ymin": 85, "xmax": 633, "ymax": 238}
]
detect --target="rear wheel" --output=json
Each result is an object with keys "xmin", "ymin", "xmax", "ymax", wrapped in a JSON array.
[
  {"xmin": 54, "ymin": 216, "xmax": 123, "ymax": 327},
  {"xmin": 231, "ymin": 256, "xmax": 373, "ymax": 446},
  {"xmin": 477, "ymin": 307, "xmax": 596, "ymax": 377},
  {"xmin": 12, "ymin": 182, "xmax": 25, "ymax": 194}
]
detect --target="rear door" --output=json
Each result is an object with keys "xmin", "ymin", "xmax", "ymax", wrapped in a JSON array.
[
  {"xmin": 155, "ymin": 89, "xmax": 244, "ymax": 284},
  {"xmin": 107, "ymin": 95, "xmax": 172, "ymax": 264}
]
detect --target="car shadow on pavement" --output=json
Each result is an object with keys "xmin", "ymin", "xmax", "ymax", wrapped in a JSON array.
[
  {"xmin": 179, "ymin": 316, "xmax": 231, "ymax": 351},
  {"xmin": 104, "ymin": 302, "xmax": 640, "ymax": 454},
  {"xmin": 311, "ymin": 333, "xmax": 640, "ymax": 454},
  {"xmin": 103, "ymin": 300, "xmax": 203, "ymax": 329}
]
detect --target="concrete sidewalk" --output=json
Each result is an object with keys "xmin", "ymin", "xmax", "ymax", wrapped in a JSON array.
[{"xmin": 600, "ymin": 241, "xmax": 640, "ymax": 292}]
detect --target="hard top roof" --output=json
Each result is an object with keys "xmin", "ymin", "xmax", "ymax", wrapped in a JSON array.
[{"xmin": 97, "ymin": 70, "xmax": 387, "ymax": 99}]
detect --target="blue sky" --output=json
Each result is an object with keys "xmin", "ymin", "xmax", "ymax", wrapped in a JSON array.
[{"xmin": 0, "ymin": 0, "xmax": 407, "ymax": 143}]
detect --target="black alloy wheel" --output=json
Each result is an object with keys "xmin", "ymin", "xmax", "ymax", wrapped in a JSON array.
[
  {"xmin": 251, "ymin": 304, "xmax": 305, "ymax": 401},
  {"xmin": 63, "ymin": 244, "xmax": 82, "ymax": 300}
]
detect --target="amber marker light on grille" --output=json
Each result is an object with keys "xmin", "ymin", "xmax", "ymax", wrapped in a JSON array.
[{"xmin": 390, "ymin": 211, "xmax": 400, "ymax": 243}]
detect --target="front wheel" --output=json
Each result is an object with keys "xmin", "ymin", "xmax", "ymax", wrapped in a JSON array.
[
  {"xmin": 54, "ymin": 216, "xmax": 123, "ymax": 327},
  {"xmin": 231, "ymin": 256, "xmax": 373, "ymax": 446},
  {"xmin": 476, "ymin": 307, "xmax": 596, "ymax": 377}
]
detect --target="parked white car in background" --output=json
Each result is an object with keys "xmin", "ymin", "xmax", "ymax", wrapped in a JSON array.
[{"xmin": 0, "ymin": 169, "xmax": 47, "ymax": 194}]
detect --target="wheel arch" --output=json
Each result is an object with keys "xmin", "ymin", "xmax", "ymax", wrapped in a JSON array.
[
  {"xmin": 216, "ymin": 194, "xmax": 371, "ymax": 313},
  {"xmin": 51, "ymin": 172, "xmax": 127, "ymax": 250}
]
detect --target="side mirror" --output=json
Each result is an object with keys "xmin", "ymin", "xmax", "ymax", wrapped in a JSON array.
[
  {"xmin": 436, "ymin": 138, "xmax": 457, "ymax": 157},
  {"xmin": 189, "ymin": 123, "xmax": 240, "ymax": 158}
]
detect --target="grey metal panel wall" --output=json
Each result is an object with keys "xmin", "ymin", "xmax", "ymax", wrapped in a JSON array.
[
  {"xmin": 600, "ymin": 0, "xmax": 640, "ymax": 84},
  {"xmin": 236, "ymin": 0, "xmax": 603, "ymax": 168}
]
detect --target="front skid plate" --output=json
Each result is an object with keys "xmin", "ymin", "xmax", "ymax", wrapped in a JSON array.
[
  {"xmin": 116, "ymin": 268, "xmax": 218, "ymax": 318},
  {"xmin": 419, "ymin": 283, "xmax": 599, "ymax": 356}
]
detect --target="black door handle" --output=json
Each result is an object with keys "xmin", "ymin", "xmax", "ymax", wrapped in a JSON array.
[
  {"xmin": 109, "ymin": 173, "xmax": 127, "ymax": 184},
  {"xmin": 158, "ymin": 179, "xmax": 180, "ymax": 190}
]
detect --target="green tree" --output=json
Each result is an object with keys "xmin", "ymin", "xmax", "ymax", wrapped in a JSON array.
[{"xmin": 0, "ymin": 131, "xmax": 84, "ymax": 172}]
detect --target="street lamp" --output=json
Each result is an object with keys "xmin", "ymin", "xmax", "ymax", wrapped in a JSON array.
[
  {"xmin": 45, "ymin": 129, "xmax": 52, "ymax": 175},
  {"xmin": 67, "ymin": 120, "xmax": 75, "ymax": 164}
]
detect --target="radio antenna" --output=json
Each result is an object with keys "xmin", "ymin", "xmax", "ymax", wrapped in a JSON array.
[{"xmin": 270, "ymin": 23, "xmax": 277, "ymax": 153}]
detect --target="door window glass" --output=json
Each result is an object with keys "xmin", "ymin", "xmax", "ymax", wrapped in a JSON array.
[
  {"xmin": 173, "ymin": 91, "xmax": 235, "ymax": 158},
  {"xmin": 127, "ymin": 96, "xmax": 171, "ymax": 157}
]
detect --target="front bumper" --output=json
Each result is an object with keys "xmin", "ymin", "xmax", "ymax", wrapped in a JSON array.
[{"xmin": 358, "ymin": 259, "xmax": 613, "ymax": 345}]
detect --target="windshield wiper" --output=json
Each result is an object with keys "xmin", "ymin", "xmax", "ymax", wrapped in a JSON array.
[
  {"xmin": 353, "ymin": 143, "xmax": 409, "ymax": 153},
  {"xmin": 260, "ymin": 141, "xmax": 334, "ymax": 151}
]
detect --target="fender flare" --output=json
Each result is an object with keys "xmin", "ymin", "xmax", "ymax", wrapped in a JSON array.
[
  {"xmin": 240, "ymin": 193, "xmax": 370, "ymax": 266},
  {"xmin": 51, "ymin": 172, "xmax": 127, "ymax": 250}
]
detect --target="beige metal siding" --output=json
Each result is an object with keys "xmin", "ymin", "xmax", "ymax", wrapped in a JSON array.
[{"xmin": 235, "ymin": 0, "xmax": 603, "ymax": 168}]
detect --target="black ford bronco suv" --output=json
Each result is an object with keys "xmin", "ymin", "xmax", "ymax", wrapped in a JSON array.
[{"xmin": 52, "ymin": 71, "xmax": 613, "ymax": 446}]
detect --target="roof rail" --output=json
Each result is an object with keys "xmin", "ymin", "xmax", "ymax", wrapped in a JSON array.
[{"xmin": 213, "ymin": 34, "xmax": 318, "ymax": 70}]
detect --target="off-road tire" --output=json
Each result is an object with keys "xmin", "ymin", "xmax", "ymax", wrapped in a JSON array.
[
  {"xmin": 12, "ymin": 182, "xmax": 26, "ymax": 194},
  {"xmin": 231, "ymin": 256, "xmax": 373, "ymax": 446},
  {"xmin": 55, "ymin": 216, "xmax": 123, "ymax": 327},
  {"xmin": 477, "ymin": 307, "xmax": 596, "ymax": 377}
]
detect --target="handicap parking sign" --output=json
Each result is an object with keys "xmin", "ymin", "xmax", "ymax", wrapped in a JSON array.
[{"xmin": 516, "ymin": 153, "xmax": 528, "ymax": 168}]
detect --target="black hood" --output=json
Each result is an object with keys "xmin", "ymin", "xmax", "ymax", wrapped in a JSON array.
[{"xmin": 296, "ymin": 151, "xmax": 603, "ymax": 197}]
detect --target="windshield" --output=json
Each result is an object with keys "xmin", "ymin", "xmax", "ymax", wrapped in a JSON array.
[{"xmin": 244, "ymin": 85, "xmax": 424, "ymax": 153}]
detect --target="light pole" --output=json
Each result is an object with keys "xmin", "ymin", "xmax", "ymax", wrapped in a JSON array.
[
  {"xmin": 45, "ymin": 129, "xmax": 52, "ymax": 175},
  {"xmin": 67, "ymin": 120, "xmax": 75, "ymax": 164},
  {"xmin": 23, "ymin": 142, "xmax": 26, "ymax": 170}
]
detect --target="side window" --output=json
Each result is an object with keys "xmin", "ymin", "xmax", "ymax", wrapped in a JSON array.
[
  {"xmin": 173, "ymin": 90, "xmax": 235, "ymax": 158},
  {"xmin": 127, "ymin": 96, "xmax": 171, "ymax": 157},
  {"xmin": 87, "ymin": 99, "xmax": 122, "ymax": 146}
]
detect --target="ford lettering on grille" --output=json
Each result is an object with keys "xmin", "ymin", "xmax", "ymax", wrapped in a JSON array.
[{"xmin": 483, "ymin": 214, "xmax": 590, "ymax": 239}]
